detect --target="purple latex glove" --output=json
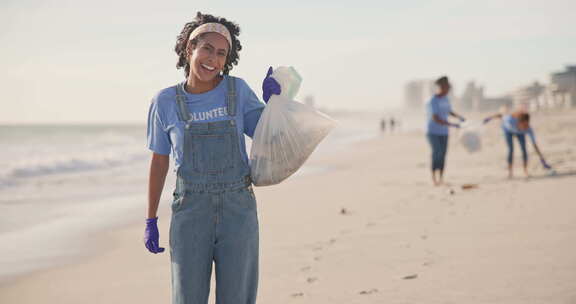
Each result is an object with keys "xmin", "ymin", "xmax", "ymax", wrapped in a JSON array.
[
  {"xmin": 262, "ymin": 67, "xmax": 281, "ymax": 103},
  {"xmin": 144, "ymin": 217, "xmax": 165, "ymax": 254},
  {"xmin": 540, "ymin": 157, "xmax": 552, "ymax": 170}
]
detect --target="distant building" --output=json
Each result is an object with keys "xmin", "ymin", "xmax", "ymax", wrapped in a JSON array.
[
  {"xmin": 460, "ymin": 81, "xmax": 484, "ymax": 111},
  {"xmin": 550, "ymin": 65, "xmax": 576, "ymax": 108},
  {"xmin": 478, "ymin": 96, "xmax": 513, "ymax": 112},
  {"xmin": 404, "ymin": 79, "xmax": 435, "ymax": 110},
  {"xmin": 304, "ymin": 95, "xmax": 315, "ymax": 107},
  {"xmin": 513, "ymin": 81, "xmax": 546, "ymax": 111},
  {"xmin": 459, "ymin": 81, "xmax": 512, "ymax": 112}
]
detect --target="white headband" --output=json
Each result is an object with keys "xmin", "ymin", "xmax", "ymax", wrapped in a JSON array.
[{"xmin": 188, "ymin": 23, "xmax": 232, "ymax": 48}]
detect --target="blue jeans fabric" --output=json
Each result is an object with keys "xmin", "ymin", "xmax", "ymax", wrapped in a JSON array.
[
  {"xmin": 169, "ymin": 77, "xmax": 259, "ymax": 304},
  {"xmin": 504, "ymin": 130, "xmax": 527, "ymax": 165},
  {"xmin": 427, "ymin": 134, "xmax": 449, "ymax": 171}
]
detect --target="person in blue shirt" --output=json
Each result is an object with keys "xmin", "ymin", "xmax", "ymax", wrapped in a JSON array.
[
  {"xmin": 426, "ymin": 76, "xmax": 466, "ymax": 186},
  {"xmin": 144, "ymin": 12, "xmax": 281, "ymax": 304},
  {"xmin": 483, "ymin": 110, "xmax": 551, "ymax": 178}
]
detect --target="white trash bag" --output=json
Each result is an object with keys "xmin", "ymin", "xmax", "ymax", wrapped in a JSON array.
[
  {"xmin": 459, "ymin": 122, "xmax": 482, "ymax": 153},
  {"xmin": 250, "ymin": 66, "xmax": 337, "ymax": 186}
]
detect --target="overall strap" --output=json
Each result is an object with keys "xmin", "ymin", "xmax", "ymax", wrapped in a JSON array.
[
  {"xmin": 175, "ymin": 83, "xmax": 191, "ymax": 122},
  {"xmin": 176, "ymin": 77, "xmax": 236, "ymax": 121},
  {"xmin": 226, "ymin": 76, "xmax": 237, "ymax": 117}
]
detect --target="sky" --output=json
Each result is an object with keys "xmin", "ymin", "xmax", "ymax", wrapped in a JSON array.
[{"xmin": 1, "ymin": 0, "xmax": 575, "ymax": 124}]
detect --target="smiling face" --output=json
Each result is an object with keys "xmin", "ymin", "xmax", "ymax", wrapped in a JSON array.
[{"xmin": 187, "ymin": 32, "xmax": 229, "ymax": 83}]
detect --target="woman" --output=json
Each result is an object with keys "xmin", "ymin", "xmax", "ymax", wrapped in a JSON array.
[
  {"xmin": 144, "ymin": 12, "xmax": 280, "ymax": 304},
  {"xmin": 425, "ymin": 76, "xmax": 466, "ymax": 186},
  {"xmin": 483, "ymin": 110, "xmax": 551, "ymax": 178}
]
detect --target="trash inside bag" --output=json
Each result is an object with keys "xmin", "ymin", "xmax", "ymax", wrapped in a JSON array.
[
  {"xmin": 459, "ymin": 122, "xmax": 482, "ymax": 153},
  {"xmin": 250, "ymin": 67, "xmax": 337, "ymax": 186}
]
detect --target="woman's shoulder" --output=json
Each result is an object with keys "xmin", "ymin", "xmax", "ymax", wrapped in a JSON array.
[
  {"xmin": 151, "ymin": 84, "xmax": 180, "ymax": 108},
  {"xmin": 228, "ymin": 75, "xmax": 253, "ymax": 92}
]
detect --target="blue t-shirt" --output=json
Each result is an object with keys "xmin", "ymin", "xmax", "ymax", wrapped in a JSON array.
[
  {"xmin": 426, "ymin": 95, "xmax": 452, "ymax": 135},
  {"xmin": 501, "ymin": 114, "xmax": 536, "ymax": 143},
  {"xmin": 146, "ymin": 76, "xmax": 265, "ymax": 172}
]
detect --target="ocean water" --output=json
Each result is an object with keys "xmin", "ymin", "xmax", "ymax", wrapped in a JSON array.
[{"xmin": 0, "ymin": 112, "xmax": 385, "ymax": 283}]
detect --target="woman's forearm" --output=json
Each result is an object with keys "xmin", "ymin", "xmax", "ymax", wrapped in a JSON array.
[
  {"xmin": 148, "ymin": 153, "xmax": 170, "ymax": 219},
  {"xmin": 433, "ymin": 114, "xmax": 450, "ymax": 126},
  {"xmin": 483, "ymin": 113, "xmax": 502, "ymax": 124},
  {"xmin": 449, "ymin": 111, "xmax": 464, "ymax": 120}
]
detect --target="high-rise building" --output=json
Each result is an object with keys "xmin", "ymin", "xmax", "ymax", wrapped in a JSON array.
[
  {"xmin": 304, "ymin": 95, "xmax": 315, "ymax": 108},
  {"xmin": 550, "ymin": 65, "xmax": 576, "ymax": 108},
  {"xmin": 404, "ymin": 79, "xmax": 435, "ymax": 110},
  {"xmin": 513, "ymin": 81, "xmax": 546, "ymax": 110},
  {"xmin": 460, "ymin": 81, "xmax": 484, "ymax": 111}
]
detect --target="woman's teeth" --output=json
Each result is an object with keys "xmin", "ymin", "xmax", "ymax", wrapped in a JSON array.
[{"xmin": 201, "ymin": 64, "xmax": 215, "ymax": 71}]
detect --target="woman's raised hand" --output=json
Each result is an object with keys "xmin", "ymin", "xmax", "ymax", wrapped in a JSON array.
[{"xmin": 261, "ymin": 67, "xmax": 281, "ymax": 103}]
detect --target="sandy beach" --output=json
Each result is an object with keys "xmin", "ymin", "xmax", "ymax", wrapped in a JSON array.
[{"xmin": 1, "ymin": 109, "xmax": 576, "ymax": 303}]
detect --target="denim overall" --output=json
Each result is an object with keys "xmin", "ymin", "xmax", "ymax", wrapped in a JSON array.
[{"xmin": 169, "ymin": 77, "xmax": 259, "ymax": 304}]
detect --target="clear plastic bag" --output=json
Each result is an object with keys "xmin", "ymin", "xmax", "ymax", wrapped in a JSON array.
[
  {"xmin": 458, "ymin": 122, "xmax": 482, "ymax": 153},
  {"xmin": 250, "ymin": 67, "xmax": 337, "ymax": 186}
]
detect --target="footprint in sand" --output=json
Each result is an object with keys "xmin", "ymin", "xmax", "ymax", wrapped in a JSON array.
[
  {"xmin": 328, "ymin": 238, "xmax": 337, "ymax": 245},
  {"xmin": 291, "ymin": 292, "xmax": 304, "ymax": 298},
  {"xmin": 306, "ymin": 277, "xmax": 318, "ymax": 283},
  {"xmin": 313, "ymin": 256, "xmax": 322, "ymax": 261},
  {"xmin": 359, "ymin": 288, "xmax": 379, "ymax": 295},
  {"xmin": 300, "ymin": 266, "xmax": 311, "ymax": 272}
]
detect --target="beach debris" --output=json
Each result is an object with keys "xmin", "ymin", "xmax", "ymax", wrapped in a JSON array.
[
  {"xmin": 340, "ymin": 208, "xmax": 349, "ymax": 215},
  {"xmin": 291, "ymin": 292, "xmax": 304, "ymax": 298},
  {"xmin": 403, "ymin": 274, "xmax": 418, "ymax": 280},
  {"xmin": 306, "ymin": 277, "xmax": 317, "ymax": 283},
  {"xmin": 461, "ymin": 183, "xmax": 478, "ymax": 190},
  {"xmin": 447, "ymin": 188, "xmax": 455, "ymax": 195},
  {"xmin": 359, "ymin": 288, "xmax": 379, "ymax": 295}
]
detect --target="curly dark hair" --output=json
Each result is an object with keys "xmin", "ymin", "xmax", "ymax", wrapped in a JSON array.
[
  {"xmin": 518, "ymin": 113, "xmax": 530, "ymax": 123},
  {"xmin": 175, "ymin": 12, "xmax": 242, "ymax": 77}
]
